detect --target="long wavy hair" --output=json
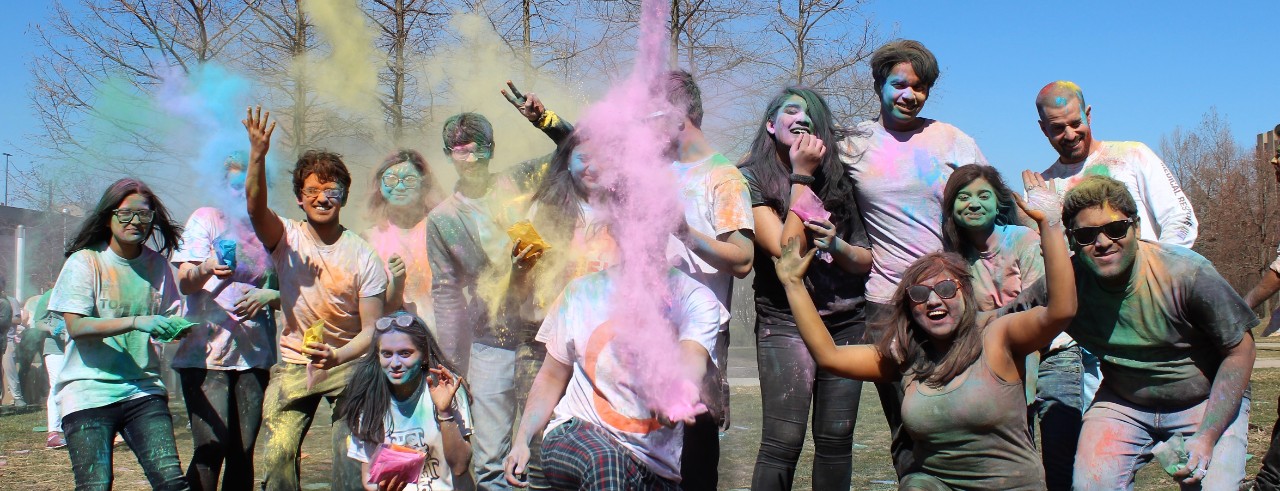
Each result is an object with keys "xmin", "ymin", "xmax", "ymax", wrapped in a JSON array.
[
  {"xmin": 531, "ymin": 130, "xmax": 592, "ymax": 240},
  {"xmin": 940, "ymin": 165, "xmax": 1019, "ymax": 256},
  {"xmin": 342, "ymin": 311, "xmax": 467, "ymax": 445},
  {"xmin": 65, "ymin": 178, "xmax": 182, "ymax": 258},
  {"xmin": 366, "ymin": 149, "xmax": 443, "ymax": 225},
  {"xmin": 875, "ymin": 252, "xmax": 983, "ymax": 388},
  {"xmin": 736, "ymin": 87, "xmax": 858, "ymax": 224}
]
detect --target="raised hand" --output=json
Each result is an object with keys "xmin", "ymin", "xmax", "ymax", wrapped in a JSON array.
[
  {"xmin": 242, "ymin": 105, "xmax": 275, "ymax": 160},
  {"xmin": 788, "ymin": 133, "xmax": 826, "ymax": 177},
  {"xmin": 1020, "ymin": 170, "xmax": 1062, "ymax": 227},
  {"xmin": 387, "ymin": 254, "xmax": 407, "ymax": 288},
  {"xmin": 501, "ymin": 81, "xmax": 546, "ymax": 124},
  {"xmin": 428, "ymin": 365, "xmax": 462, "ymax": 413},
  {"xmin": 773, "ymin": 236, "xmax": 816, "ymax": 287}
]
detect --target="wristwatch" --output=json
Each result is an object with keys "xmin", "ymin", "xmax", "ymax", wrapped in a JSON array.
[{"xmin": 789, "ymin": 174, "xmax": 816, "ymax": 186}]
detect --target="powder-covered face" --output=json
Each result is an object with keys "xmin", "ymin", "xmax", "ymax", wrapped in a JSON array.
[
  {"xmin": 379, "ymin": 162, "xmax": 422, "ymax": 207},
  {"xmin": 909, "ymin": 273, "xmax": 965, "ymax": 343},
  {"xmin": 297, "ymin": 173, "xmax": 343, "ymax": 225},
  {"xmin": 569, "ymin": 143, "xmax": 606, "ymax": 196},
  {"xmin": 447, "ymin": 141, "xmax": 493, "ymax": 180},
  {"xmin": 378, "ymin": 331, "xmax": 424, "ymax": 389},
  {"xmin": 765, "ymin": 95, "xmax": 813, "ymax": 148},
  {"xmin": 226, "ymin": 166, "xmax": 247, "ymax": 194},
  {"xmin": 110, "ymin": 193, "xmax": 152, "ymax": 247},
  {"xmin": 1072, "ymin": 203, "xmax": 1138, "ymax": 284},
  {"xmin": 879, "ymin": 62, "xmax": 928, "ymax": 127},
  {"xmin": 952, "ymin": 178, "xmax": 999, "ymax": 230},
  {"xmin": 1039, "ymin": 97, "xmax": 1093, "ymax": 164}
]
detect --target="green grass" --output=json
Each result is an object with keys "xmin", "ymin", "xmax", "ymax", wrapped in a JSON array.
[{"xmin": 2, "ymin": 371, "xmax": 1278, "ymax": 490}]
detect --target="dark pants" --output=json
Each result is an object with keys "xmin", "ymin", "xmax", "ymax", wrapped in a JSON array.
[
  {"xmin": 864, "ymin": 301, "xmax": 915, "ymax": 478},
  {"xmin": 178, "ymin": 368, "xmax": 269, "ymax": 491},
  {"xmin": 63, "ymin": 394, "xmax": 190, "ymax": 491},
  {"xmin": 1033, "ymin": 345, "xmax": 1084, "ymax": 491},
  {"xmin": 750, "ymin": 320, "xmax": 862, "ymax": 491},
  {"xmin": 681, "ymin": 327, "xmax": 729, "ymax": 491},
  {"xmin": 1255, "ymin": 396, "xmax": 1280, "ymax": 490}
]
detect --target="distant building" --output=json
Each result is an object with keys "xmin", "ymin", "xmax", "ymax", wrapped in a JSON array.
[{"xmin": 0, "ymin": 205, "xmax": 82, "ymax": 300}]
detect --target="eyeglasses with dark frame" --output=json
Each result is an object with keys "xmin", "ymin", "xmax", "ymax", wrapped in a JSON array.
[
  {"xmin": 110, "ymin": 208, "xmax": 155, "ymax": 224},
  {"xmin": 381, "ymin": 174, "xmax": 422, "ymax": 189}
]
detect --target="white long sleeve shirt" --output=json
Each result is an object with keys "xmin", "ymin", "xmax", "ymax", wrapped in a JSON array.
[{"xmin": 1043, "ymin": 140, "xmax": 1198, "ymax": 247}]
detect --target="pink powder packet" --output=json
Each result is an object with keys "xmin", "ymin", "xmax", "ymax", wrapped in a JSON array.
[
  {"xmin": 367, "ymin": 443, "xmax": 426, "ymax": 485},
  {"xmin": 790, "ymin": 186, "xmax": 830, "ymax": 223}
]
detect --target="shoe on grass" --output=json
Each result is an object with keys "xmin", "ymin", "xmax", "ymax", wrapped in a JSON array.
[{"xmin": 46, "ymin": 432, "xmax": 66, "ymax": 450}]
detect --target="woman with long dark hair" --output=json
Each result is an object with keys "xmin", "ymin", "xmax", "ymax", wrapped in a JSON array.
[
  {"xmin": 777, "ymin": 175, "xmax": 1072, "ymax": 490},
  {"xmin": 940, "ymin": 164, "xmax": 1041, "ymax": 310},
  {"xmin": 341, "ymin": 310, "xmax": 472, "ymax": 491},
  {"xmin": 48, "ymin": 177, "xmax": 191, "ymax": 490},
  {"xmin": 737, "ymin": 87, "xmax": 872, "ymax": 490},
  {"xmin": 364, "ymin": 149, "xmax": 444, "ymax": 320}
]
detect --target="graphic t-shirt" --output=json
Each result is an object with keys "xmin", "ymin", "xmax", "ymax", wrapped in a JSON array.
[
  {"xmin": 348, "ymin": 383, "xmax": 474, "ymax": 491},
  {"xmin": 966, "ymin": 224, "xmax": 1044, "ymax": 312},
  {"xmin": 272, "ymin": 219, "xmax": 388, "ymax": 365},
  {"xmin": 665, "ymin": 153, "xmax": 754, "ymax": 313},
  {"xmin": 365, "ymin": 220, "xmax": 435, "ymax": 328},
  {"xmin": 172, "ymin": 207, "xmax": 276, "ymax": 370},
  {"xmin": 48, "ymin": 246, "xmax": 182, "ymax": 416},
  {"xmin": 536, "ymin": 268, "xmax": 727, "ymax": 481},
  {"xmin": 1067, "ymin": 241, "xmax": 1257, "ymax": 407},
  {"xmin": 1042, "ymin": 141, "xmax": 1197, "ymax": 247},
  {"xmin": 839, "ymin": 119, "xmax": 987, "ymax": 304}
]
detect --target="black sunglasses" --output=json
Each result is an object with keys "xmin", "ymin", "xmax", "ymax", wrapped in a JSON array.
[
  {"xmin": 907, "ymin": 279, "xmax": 959, "ymax": 303},
  {"xmin": 1070, "ymin": 219, "xmax": 1133, "ymax": 245}
]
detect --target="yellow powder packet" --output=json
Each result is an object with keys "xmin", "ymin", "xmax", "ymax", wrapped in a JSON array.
[
  {"xmin": 507, "ymin": 220, "xmax": 550, "ymax": 252},
  {"xmin": 304, "ymin": 319, "xmax": 325, "ymax": 346}
]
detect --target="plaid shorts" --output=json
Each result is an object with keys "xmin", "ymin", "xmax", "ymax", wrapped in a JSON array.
[{"xmin": 540, "ymin": 419, "xmax": 680, "ymax": 491}]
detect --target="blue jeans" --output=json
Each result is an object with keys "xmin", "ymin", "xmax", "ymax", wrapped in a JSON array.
[
  {"xmin": 1034, "ymin": 345, "xmax": 1084, "ymax": 491},
  {"xmin": 1073, "ymin": 387, "xmax": 1250, "ymax": 491},
  {"xmin": 469, "ymin": 343, "xmax": 516, "ymax": 491},
  {"xmin": 750, "ymin": 320, "xmax": 862, "ymax": 491},
  {"xmin": 63, "ymin": 395, "xmax": 190, "ymax": 491}
]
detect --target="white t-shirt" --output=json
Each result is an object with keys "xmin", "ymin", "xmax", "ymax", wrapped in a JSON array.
[
  {"xmin": 364, "ymin": 220, "xmax": 435, "ymax": 328},
  {"xmin": 665, "ymin": 153, "xmax": 754, "ymax": 314},
  {"xmin": 48, "ymin": 246, "xmax": 182, "ymax": 416},
  {"xmin": 1042, "ymin": 141, "xmax": 1198, "ymax": 247},
  {"xmin": 347, "ymin": 383, "xmax": 474, "ymax": 491},
  {"xmin": 839, "ymin": 119, "xmax": 988, "ymax": 304},
  {"xmin": 272, "ymin": 219, "xmax": 388, "ymax": 365},
  {"xmin": 535, "ymin": 268, "xmax": 728, "ymax": 481},
  {"xmin": 172, "ymin": 207, "xmax": 276, "ymax": 370}
]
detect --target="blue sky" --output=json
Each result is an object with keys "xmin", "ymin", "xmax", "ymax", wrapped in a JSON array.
[{"xmin": 1, "ymin": 1, "xmax": 1278, "ymax": 198}]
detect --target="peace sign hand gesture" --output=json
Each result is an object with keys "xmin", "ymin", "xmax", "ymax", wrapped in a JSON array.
[{"xmin": 501, "ymin": 81, "xmax": 546, "ymax": 124}]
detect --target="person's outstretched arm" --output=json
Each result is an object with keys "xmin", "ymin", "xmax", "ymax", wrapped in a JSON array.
[
  {"xmin": 1245, "ymin": 263, "xmax": 1280, "ymax": 310},
  {"xmin": 990, "ymin": 172, "xmax": 1076, "ymax": 357},
  {"xmin": 242, "ymin": 105, "xmax": 285, "ymax": 252},
  {"xmin": 777, "ymin": 237, "xmax": 895, "ymax": 382}
]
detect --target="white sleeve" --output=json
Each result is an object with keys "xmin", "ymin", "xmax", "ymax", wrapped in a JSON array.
[
  {"xmin": 1136, "ymin": 144, "xmax": 1198, "ymax": 247},
  {"xmin": 676, "ymin": 275, "xmax": 729, "ymax": 368},
  {"xmin": 346, "ymin": 435, "xmax": 373, "ymax": 464},
  {"xmin": 172, "ymin": 208, "xmax": 217, "ymax": 264}
]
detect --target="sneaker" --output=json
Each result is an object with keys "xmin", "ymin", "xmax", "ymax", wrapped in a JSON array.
[
  {"xmin": 113, "ymin": 434, "xmax": 125, "ymax": 447},
  {"xmin": 46, "ymin": 432, "xmax": 66, "ymax": 450}
]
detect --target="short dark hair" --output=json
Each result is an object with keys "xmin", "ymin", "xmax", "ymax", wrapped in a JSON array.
[
  {"xmin": 1062, "ymin": 175, "xmax": 1138, "ymax": 230},
  {"xmin": 292, "ymin": 150, "xmax": 352, "ymax": 204},
  {"xmin": 662, "ymin": 70, "xmax": 704, "ymax": 128},
  {"xmin": 442, "ymin": 112, "xmax": 494, "ymax": 149},
  {"xmin": 870, "ymin": 39, "xmax": 940, "ymax": 95}
]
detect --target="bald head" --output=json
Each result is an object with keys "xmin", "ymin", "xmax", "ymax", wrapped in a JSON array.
[{"xmin": 1036, "ymin": 81, "xmax": 1086, "ymax": 120}]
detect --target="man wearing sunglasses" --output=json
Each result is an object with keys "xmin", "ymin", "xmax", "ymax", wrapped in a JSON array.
[
  {"xmin": 242, "ymin": 106, "xmax": 390, "ymax": 490},
  {"xmin": 427, "ymin": 82, "xmax": 573, "ymax": 491},
  {"xmin": 1060, "ymin": 176, "xmax": 1255, "ymax": 490}
]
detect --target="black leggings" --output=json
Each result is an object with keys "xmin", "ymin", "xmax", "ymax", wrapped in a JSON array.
[
  {"xmin": 750, "ymin": 320, "xmax": 863, "ymax": 491},
  {"xmin": 178, "ymin": 368, "xmax": 269, "ymax": 491}
]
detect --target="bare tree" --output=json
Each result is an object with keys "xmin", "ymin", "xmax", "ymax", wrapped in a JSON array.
[
  {"xmin": 366, "ymin": 0, "xmax": 448, "ymax": 140},
  {"xmin": 762, "ymin": 0, "xmax": 880, "ymax": 123}
]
